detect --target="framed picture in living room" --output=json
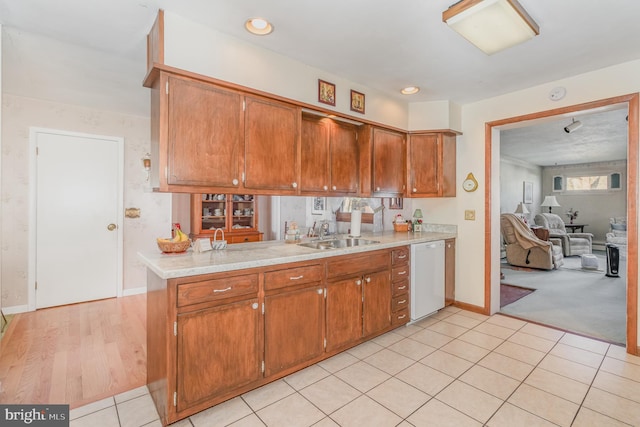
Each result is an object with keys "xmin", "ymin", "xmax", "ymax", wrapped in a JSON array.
[{"xmin": 523, "ymin": 181, "xmax": 533, "ymax": 204}]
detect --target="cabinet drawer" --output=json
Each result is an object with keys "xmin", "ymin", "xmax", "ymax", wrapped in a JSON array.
[
  {"xmin": 392, "ymin": 280, "xmax": 409, "ymax": 296},
  {"xmin": 229, "ymin": 234, "xmax": 261, "ymax": 244},
  {"xmin": 177, "ymin": 274, "xmax": 258, "ymax": 307},
  {"xmin": 392, "ymin": 295, "xmax": 409, "ymax": 312},
  {"xmin": 327, "ymin": 251, "xmax": 389, "ymax": 279},
  {"xmin": 392, "ymin": 308, "xmax": 410, "ymax": 326},
  {"xmin": 264, "ymin": 264, "xmax": 323, "ymax": 290},
  {"xmin": 391, "ymin": 265, "xmax": 409, "ymax": 282},
  {"xmin": 392, "ymin": 246, "xmax": 409, "ymax": 265}
]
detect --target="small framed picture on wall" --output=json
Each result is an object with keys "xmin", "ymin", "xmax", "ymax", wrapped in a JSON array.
[
  {"xmin": 523, "ymin": 181, "xmax": 533, "ymax": 204},
  {"xmin": 350, "ymin": 90, "xmax": 365, "ymax": 114},
  {"xmin": 312, "ymin": 197, "xmax": 326, "ymax": 214},
  {"xmin": 318, "ymin": 80, "xmax": 336, "ymax": 106}
]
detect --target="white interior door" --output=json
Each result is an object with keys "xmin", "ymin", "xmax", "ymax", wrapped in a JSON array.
[{"xmin": 34, "ymin": 129, "xmax": 123, "ymax": 309}]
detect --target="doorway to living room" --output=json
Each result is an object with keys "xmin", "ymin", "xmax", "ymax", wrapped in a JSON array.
[
  {"xmin": 498, "ymin": 108, "xmax": 628, "ymax": 345},
  {"xmin": 485, "ymin": 93, "xmax": 638, "ymax": 353}
]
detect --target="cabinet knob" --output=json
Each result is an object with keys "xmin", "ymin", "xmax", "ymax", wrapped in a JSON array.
[
  {"xmin": 317, "ymin": 289, "xmax": 323, "ymax": 295},
  {"xmin": 412, "ymin": 188, "xmax": 417, "ymax": 193},
  {"xmin": 232, "ymin": 179, "xmax": 239, "ymax": 186},
  {"xmin": 252, "ymin": 302, "xmax": 259, "ymax": 310},
  {"xmin": 355, "ymin": 279, "xmax": 362, "ymax": 286},
  {"xmin": 323, "ymin": 185, "xmax": 328, "ymax": 191},
  {"xmin": 292, "ymin": 182, "xmax": 298, "ymax": 188},
  {"xmin": 332, "ymin": 186, "xmax": 337, "ymax": 191},
  {"xmin": 376, "ymin": 187, "xmax": 381, "ymax": 192},
  {"xmin": 365, "ymin": 277, "xmax": 371, "ymax": 283}
]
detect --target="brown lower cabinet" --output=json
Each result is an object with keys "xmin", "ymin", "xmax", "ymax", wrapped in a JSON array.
[{"xmin": 147, "ymin": 247, "xmax": 409, "ymax": 426}]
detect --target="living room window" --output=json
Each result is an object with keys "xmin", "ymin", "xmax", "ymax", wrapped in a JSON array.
[{"xmin": 563, "ymin": 172, "xmax": 622, "ymax": 192}]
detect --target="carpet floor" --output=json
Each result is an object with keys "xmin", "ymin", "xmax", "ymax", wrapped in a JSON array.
[{"xmin": 500, "ymin": 252, "xmax": 626, "ymax": 345}]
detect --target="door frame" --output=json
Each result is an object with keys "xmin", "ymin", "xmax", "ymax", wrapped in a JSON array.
[
  {"xmin": 28, "ymin": 127, "xmax": 124, "ymax": 311},
  {"xmin": 485, "ymin": 93, "xmax": 639, "ymax": 354}
]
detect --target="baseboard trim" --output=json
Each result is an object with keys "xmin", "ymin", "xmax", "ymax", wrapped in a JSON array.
[
  {"xmin": 453, "ymin": 301, "xmax": 488, "ymax": 315},
  {"xmin": 123, "ymin": 287, "xmax": 147, "ymax": 297},
  {"xmin": 1, "ymin": 304, "xmax": 30, "ymax": 315}
]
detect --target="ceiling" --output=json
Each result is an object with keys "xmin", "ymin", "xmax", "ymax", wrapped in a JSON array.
[
  {"xmin": 500, "ymin": 107, "xmax": 629, "ymax": 166},
  {"xmin": 1, "ymin": 0, "xmax": 640, "ymax": 106}
]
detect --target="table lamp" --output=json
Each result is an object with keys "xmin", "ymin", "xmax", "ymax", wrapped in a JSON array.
[
  {"xmin": 514, "ymin": 202, "xmax": 529, "ymax": 222},
  {"xmin": 540, "ymin": 196, "xmax": 560, "ymax": 213}
]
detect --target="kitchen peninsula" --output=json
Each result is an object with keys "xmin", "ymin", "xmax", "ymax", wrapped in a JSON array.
[{"xmin": 140, "ymin": 227, "xmax": 455, "ymax": 425}]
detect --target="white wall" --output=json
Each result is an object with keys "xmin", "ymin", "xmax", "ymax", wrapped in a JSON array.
[
  {"xmin": 541, "ymin": 161, "xmax": 627, "ymax": 245},
  {"xmin": 459, "ymin": 59, "xmax": 640, "ymax": 323},
  {"xmin": 162, "ymin": 11, "xmax": 409, "ymax": 130},
  {"xmin": 1, "ymin": 94, "xmax": 171, "ymax": 309},
  {"xmin": 500, "ymin": 156, "xmax": 543, "ymax": 223}
]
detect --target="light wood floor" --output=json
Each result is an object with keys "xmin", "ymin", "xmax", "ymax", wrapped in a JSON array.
[{"xmin": 0, "ymin": 294, "xmax": 146, "ymax": 409}]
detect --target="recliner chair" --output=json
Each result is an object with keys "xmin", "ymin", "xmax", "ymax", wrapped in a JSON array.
[
  {"xmin": 501, "ymin": 213, "xmax": 564, "ymax": 270},
  {"xmin": 534, "ymin": 213, "xmax": 593, "ymax": 257}
]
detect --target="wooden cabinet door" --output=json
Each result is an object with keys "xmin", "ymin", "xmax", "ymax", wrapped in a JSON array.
[
  {"xmin": 176, "ymin": 299, "xmax": 261, "ymax": 411},
  {"xmin": 408, "ymin": 132, "xmax": 457, "ymax": 197},
  {"xmin": 244, "ymin": 96, "xmax": 300, "ymax": 193},
  {"xmin": 408, "ymin": 133, "xmax": 439, "ymax": 197},
  {"xmin": 300, "ymin": 115, "xmax": 330, "ymax": 193},
  {"xmin": 326, "ymin": 277, "xmax": 363, "ymax": 351},
  {"xmin": 372, "ymin": 128, "xmax": 406, "ymax": 196},
  {"xmin": 363, "ymin": 270, "xmax": 391, "ymax": 337},
  {"xmin": 330, "ymin": 121, "xmax": 359, "ymax": 194},
  {"xmin": 264, "ymin": 285, "xmax": 325, "ymax": 376},
  {"xmin": 166, "ymin": 75, "xmax": 243, "ymax": 188},
  {"xmin": 445, "ymin": 239, "xmax": 455, "ymax": 306}
]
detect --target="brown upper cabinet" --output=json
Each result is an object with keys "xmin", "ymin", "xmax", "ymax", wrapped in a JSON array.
[
  {"xmin": 147, "ymin": 67, "xmax": 459, "ymax": 197},
  {"xmin": 300, "ymin": 113, "xmax": 359, "ymax": 195},
  {"xmin": 160, "ymin": 73, "xmax": 244, "ymax": 191},
  {"xmin": 243, "ymin": 96, "xmax": 301, "ymax": 194},
  {"xmin": 150, "ymin": 71, "xmax": 300, "ymax": 194},
  {"xmin": 407, "ymin": 131, "xmax": 458, "ymax": 197},
  {"xmin": 371, "ymin": 127, "xmax": 406, "ymax": 197}
]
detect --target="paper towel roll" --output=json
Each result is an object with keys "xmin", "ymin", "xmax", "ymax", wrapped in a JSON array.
[{"xmin": 350, "ymin": 209, "xmax": 362, "ymax": 237}]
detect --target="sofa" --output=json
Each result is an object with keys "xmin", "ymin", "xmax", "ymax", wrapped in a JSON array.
[
  {"xmin": 534, "ymin": 213, "xmax": 593, "ymax": 257},
  {"xmin": 501, "ymin": 213, "xmax": 564, "ymax": 270},
  {"xmin": 606, "ymin": 216, "xmax": 627, "ymax": 260}
]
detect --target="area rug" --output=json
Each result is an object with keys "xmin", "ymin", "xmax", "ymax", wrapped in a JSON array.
[
  {"xmin": 499, "ymin": 254, "xmax": 626, "ymax": 344},
  {"xmin": 500, "ymin": 284, "xmax": 535, "ymax": 307}
]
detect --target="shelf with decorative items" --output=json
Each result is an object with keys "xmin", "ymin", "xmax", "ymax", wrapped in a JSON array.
[{"xmin": 191, "ymin": 194, "xmax": 263, "ymax": 244}]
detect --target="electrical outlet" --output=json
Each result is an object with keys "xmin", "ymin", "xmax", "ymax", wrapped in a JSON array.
[{"xmin": 465, "ymin": 210, "xmax": 476, "ymax": 221}]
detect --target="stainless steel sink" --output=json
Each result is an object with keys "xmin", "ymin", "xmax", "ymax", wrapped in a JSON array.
[{"xmin": 298, "ymin": 238, "xmax": 380, "ymax": 250}]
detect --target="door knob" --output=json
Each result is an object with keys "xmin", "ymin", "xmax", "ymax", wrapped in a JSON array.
[{"xmin": 107, "ymin": 223, "xmax": 117, "ymax": 231}]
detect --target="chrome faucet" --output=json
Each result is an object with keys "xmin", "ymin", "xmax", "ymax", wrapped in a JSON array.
[{"xmin": 319, "ymin": 222, "xmax": 330, "ymax": 239}]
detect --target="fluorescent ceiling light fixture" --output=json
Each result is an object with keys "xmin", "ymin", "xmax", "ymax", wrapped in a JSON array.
[
  {"xmin": 401, "ymin": 86, "xmax": 420, "ymax": 95},
  {"xmin": 442, "ymin": 0, "xmax": 539, "ymax": 55},
  {"xmin": 245, "ymin": 17, "xmax": 274, "ymax": 35}
]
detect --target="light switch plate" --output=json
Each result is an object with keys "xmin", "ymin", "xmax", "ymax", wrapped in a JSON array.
[{"xmin": 465, "ymin": 210, "xmax": 475, "ymax": 221}]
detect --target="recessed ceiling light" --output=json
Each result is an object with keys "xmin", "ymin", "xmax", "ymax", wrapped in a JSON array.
[
  {"xmin": 245, "ymin": 18, "xmax": 274, "ymax": 35},
  {"xmin": 401, "ymin": 86, "xmax": 420, "ymax": 95}
]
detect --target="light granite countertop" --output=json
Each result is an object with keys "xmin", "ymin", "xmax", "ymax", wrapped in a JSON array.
[{"xmin": 138, "ymin": 225, "xmax": 456, "ymax": 280}]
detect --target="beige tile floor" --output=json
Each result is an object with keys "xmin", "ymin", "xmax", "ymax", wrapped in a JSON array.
[{"xmin": 69, "ymin": 307, "xmax": 640, "ymax": 427}]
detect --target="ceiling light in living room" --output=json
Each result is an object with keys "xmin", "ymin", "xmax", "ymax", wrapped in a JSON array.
[
  {"xmin": 564, "ymin": 118, "xmax": 583, "ymax": 133},
  {"xmin": 442, "ymin": 0, "xmax": 539, "ymax": 55}
]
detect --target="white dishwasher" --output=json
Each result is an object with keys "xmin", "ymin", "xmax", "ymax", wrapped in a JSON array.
[{"xmin": 410, "ymin": 240, "xmax": 445, "ymax": 321}]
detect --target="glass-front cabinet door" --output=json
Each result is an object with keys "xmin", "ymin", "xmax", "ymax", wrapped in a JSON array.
[
  {"xmin": 200, "ymin": 194, "xmax": 227, "ymax": 231},
  {"xmin": 191, "ymin": 194, "xmax": 262, "ymax": 244},
  {"xmin": 231, "ymin": 195, "xmax": 256, "ymax": 230}
]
